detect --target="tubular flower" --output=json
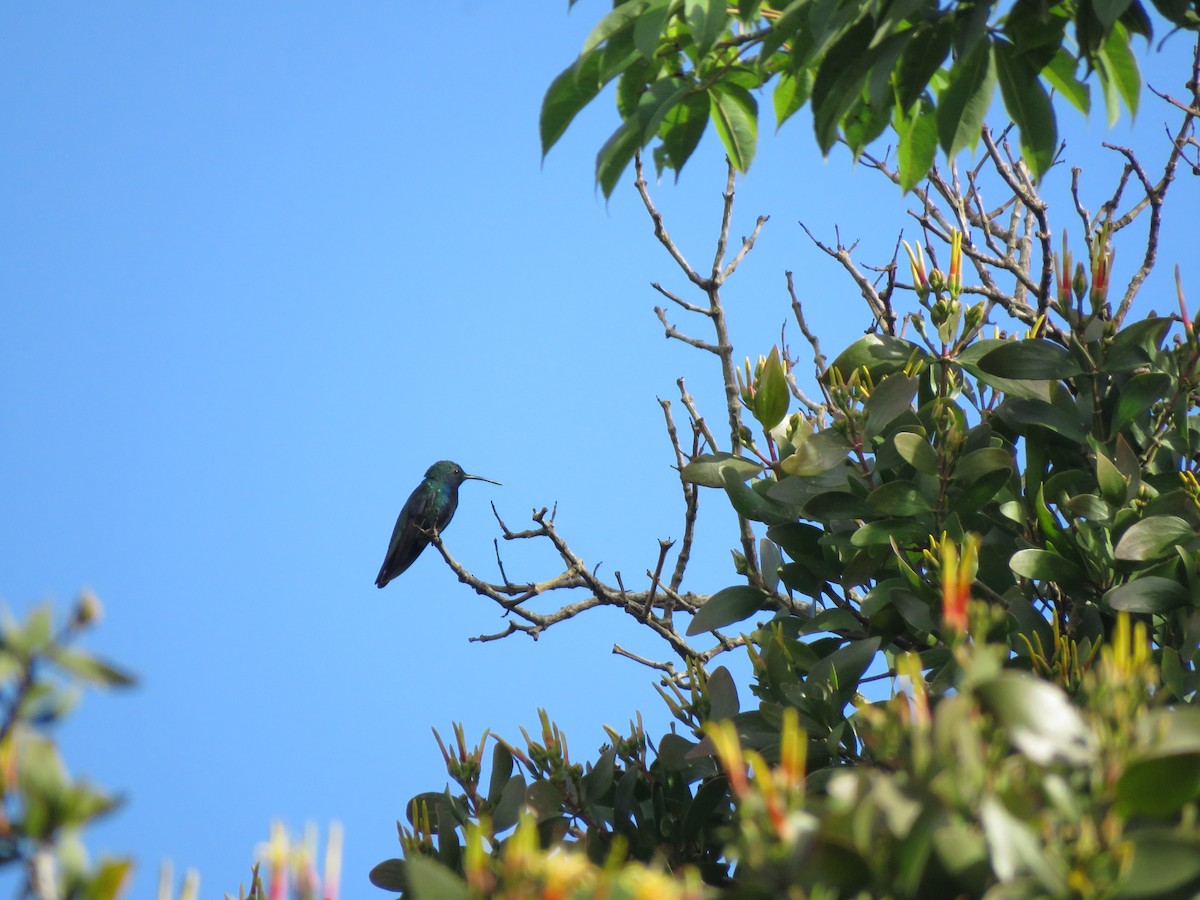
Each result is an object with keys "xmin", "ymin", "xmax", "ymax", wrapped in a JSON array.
[
  {"xmin": 902, "ymin": 240, "xmax": 929, "ymax": 299},
  {"xmin": 1055, "ymin": 232, "xmax": 1072, "ymax": 307},
  {"xmin": 947, "ymin": 229, "xmax": 963, "ymax": 299},
  {"xmin": 940, "ymin": 535, "xmax": 978, "ymax": 635},
  {"xmin": 1090, "ymin": 224, "xmax": 1114, "ymax": 310}
]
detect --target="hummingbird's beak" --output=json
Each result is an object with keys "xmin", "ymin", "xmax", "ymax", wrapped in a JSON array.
[{"xmin": 464, "ymin": 473, "xmax": 501, "ymax": 485}]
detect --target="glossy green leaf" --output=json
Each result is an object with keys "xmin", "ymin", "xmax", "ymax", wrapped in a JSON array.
[
  {"xmin": 780, "ymin": 430, "xmax": 851, "ymax": 476},
  {"xmin": 953, "ymin": 447, "xmax": 1017, "ymax": 482},
  {"xmin": 896, "ymin": 95, "xmax": 939, "ymax": 191},
  {"xmin": 955, "ymin": 339, "xmax": 1052, "ymax": 400},
  {"xmin": 687, "ymin": 585, "xmax": 768, "ymax": 635},
  {"xmin": 807, "ymin": 637, "xmax": 881, "ymax": 708},
  {"xmin": 977, "ymin": 339, "xmax": 1081, "ymax": 380},
  {"xmin": 1101, "ymin": 316, "xmax": 1171, "ymax": 372},
  {"xmin": 865, "ymin": 373, "xmax": 918, "ymax": 440},
  {"xmin": 936, "ymin": 38, "xmax": 996, "ymax": 158},
  {"xmin": 825, "ymin": 334, "xmax": 923, "ymax": 382},
  {"xmin": 1103, "ymin": 576, "xmax": 1190, "ymax": 613},
  {"xmin": 1010, "ymin": 549, "xmax": 1089, "ymax": 589},
  {"xmin": 1114, "ymin": 515, "xmax": 1197, "ymax": 561},
  {"xmin": 994, "ymin": 39, "xmax": 1057, "ymax": 178},
  {"xmin": 1111, "ymin": 372, "xmax": 1170, "ymax": 437},
  {"xmin": 679, "ymin": 453, "xmax": 764, "ymax": 487},
  {"xmin": 999, "ymin": 397, "xmax": 1087, "ymax": 443},
  {"xmin": 721, "ymin": 466, "xmax": 795, "ymax": 525},
  {"xmin": 1097, "ymin": 451, "xmax": 1129, "ymax": 506},
  {"xmin": 894, "ymin": 19, "xmax": 953, "ymax": 113},
  {"xmin": 893, "ymin": 431, "xmax": 938, "ymax": 475},
  {"xmin": 773, "ymin": 70, "xmax": 813, "ymax": 130},
  {"xmin": 852, "ymin": 519, "xmax": 932, "ymax": 547},
  {"xmin": 709, "ymin": 83, "xmax": 758, "ymax": 171}
]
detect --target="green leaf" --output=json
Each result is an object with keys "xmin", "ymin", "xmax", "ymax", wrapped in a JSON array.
[
  {"xmin": 487, "ymin": 741, "xmax": 514, "ymax": 806},
  {"xmin": 780, "ymin": 430, "xmax": 851, "ymax": 477},
  {"xmin": 981, "ymin": 798, "xmax": 1068, "ymax": 893},
  {"xmin": 894, "ymin": 19, "xmax": 953, "ymax": 113},
  {"xmin": 807, "ymin": 637, "xmax": 881, "ymax": 709},
  {"xmin": 811, "ymin": 18, "xmax": 875, "ymax": 154},
  {"xmin": 1114, "ymin": 515, "xmax": 1197, "ymax": 561},
  {"xmin": 722, "ymin": 466, "xmax": 796, "ymax": 525},
  {"xmin": 583, "ymin": 0, "xmax": 654, "ymax": 54},
  {"xmin": 952, "ymin": 447, "xmax": 1017, "ymax": 482},
  {"xmin": 999, "ymin": 397, "xmax": 1088, "ymax": 443},
  {"xmin": 708, "ymin": 665, "xmax": 741, "ymax": 719},
  {"xmin": 1116, "ymin": 830, "xmax": 1200, "ymax": 898},
  {"xmin": 896, "ymin": 96, "xmax": 938, "ymax": 192},
  {"xmin": 774, "ymin": 70, "xmax": 813, "ymax": 130},
  {"xmin": 404, "ymin": 855, "xmax": 468, "ymax": 900},
  {"xmin": 655, "ymin": 90, "xmax": 710, "ymax": 176},
  {"xmin": 1104, "ymin": 576, "xmax": 1190, "ymax": 613},
  {"xmin": 1101, "ymin": 316, "xmax": 1171, "ymax": 372},
  {"xmin": 936, "ymin": 38, "xmax": 997, "ymax": 158},
  {"xmin": 1097, "ymin": 451, "xmax": 1129, "ymax": 506},
  {"xmin": 852, "ymin": 519, "xmax": 932, "ymax": 547},
  {"xmin": 687, "ymin": 586, "xmax": 768, "ymax": 635},
  {"xmin": 994, "ymin": 39, "xmax": 1057, "ymax": 178},
  {"xmin": 865, "ymin": 373, "xmax": 918, "ymax": 440},
  {"xmin": 369, "ymin": 859, "xmax": 407, "ymax": 892},
  {"xmin": 867, "ymin": 480, "xmax": 932, "ymax": 516},
  {"xmin": 1094, "ymin": 0, "xmax": 1134, "ymax": 27},
  {"xmin": 708, "ymin": 83, "xmax": 758, "ymax": 171},
  {"xmin": 1097, "ymin": 22, "xmax": 1141, "ymax": 120},
  {"xmin": 1111, "ymin": 372, "xmax": 1171, "ymax": 436},
  {"xmin": 47, "ymin": 648, "xmax": 136, "ymax": 687},
  {"xmin": 685, "ymin": 0, "xmax": 729, "ymax": 57},
  {"xmin": 955, "ymin": 339, "xmax": 1052, "ymax": 400},
  {"xmin": 633, "ymin": 0, "xmax": 672, "ymax": 58},
  {"xmin": 679, "ymin": 453, "xmax": 764, "ymax": 487},
  {"xmin": 825, "ymin": 334, "xmax": 923, "ymax": 382},
  {"xmin": 893, "ymin": 432, "xmax": 938, "ymax": 475},
  {"xmin": 1042, "ymin": 48, "xmax": 1090, "ymax": 115},
  {"xmin": 977, "ymin": 339, "xmax": 1081, "ymax": 380},
  {"xmin": 1010, "ymin": 549, "xmax": 1089, "ymax": 589},
  {"xmin": 541, "ymin": 54, "xmax": 607, "ymax": 156}
]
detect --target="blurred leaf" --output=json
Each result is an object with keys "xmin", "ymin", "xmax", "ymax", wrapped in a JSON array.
[
  {"xmin": 492, "ymin": 773, "xmax": 527, "ymax": 832},
  {"xmin": 368, "ymin": 859, "xmax": 407, "ymax": 892},
  {"xmin": 1115, "ymin": 830, "xmax": 1200, "ymax": 898},
  {"xmin": 1114, "ymin": 515, "xmax": 1197, "ymax": 561},
  {"xmin": 1103, "ymin": 576, "xmax": 1189, "ymax": 613},
  {"xmin": 687, "ymin": 586, "xmax": 768, "ymax": 636},
  {"xmin": 47, "ymin": 649, "xmax": 136, "ymax": 688},
  {"xmin": 404, "ymin": 855, "xmax": 468, "ymax": 900},
  {"xmin": 975, "ymin": 674, "xmax": 1093, "ymax": 765},
  {"xmin": 679, "ymin": 453, "xmax": 763, "ymax": 487},
  {"xmin": 981, "ymin": 797, "xmax": 1066, "ymax": 892},
  {"xmin": 1117, "ymin": 751, "xmax": 1200, "ymax": 816}
]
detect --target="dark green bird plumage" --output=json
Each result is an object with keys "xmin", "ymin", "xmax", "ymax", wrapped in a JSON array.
[{"xmin": 375, "ymin": 460, "xmax": 500, "ymax": 588}]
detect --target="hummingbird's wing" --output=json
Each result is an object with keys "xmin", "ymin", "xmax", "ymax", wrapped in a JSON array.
[{"xmin": 375, "ymin": 485, "xmax": 438, "ymax": 588}]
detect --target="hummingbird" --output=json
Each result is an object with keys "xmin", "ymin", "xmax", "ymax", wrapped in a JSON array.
[{"xmin": 375, "ymin": 460, "xmax": 501, "ymax": 588}]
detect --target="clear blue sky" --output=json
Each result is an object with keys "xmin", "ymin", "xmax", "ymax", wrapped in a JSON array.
[{"xmin": 2, "ymin": 3, "xmax": 1197, "ymax": 896}]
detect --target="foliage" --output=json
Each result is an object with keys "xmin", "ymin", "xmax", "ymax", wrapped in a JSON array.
[
  {"xmin": 542, "ymin": 0, "xmax": 1199, "ymax": 193},
  {"xmin": 0, "ymin": 595, "xmax": 135, "ymax": 900},
  {"xmin": 373, "ymin": 24, "xmax": 1200, "ymax": 900}
]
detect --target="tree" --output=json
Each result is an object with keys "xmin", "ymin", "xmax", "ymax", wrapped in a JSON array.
[{"xmin": 369, "ymin": 8, "xmax": 1200, "ymax": 897}]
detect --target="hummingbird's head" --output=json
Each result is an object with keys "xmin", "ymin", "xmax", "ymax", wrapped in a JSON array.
[{"xmin": 426, "ymin": 460, "xmax": 501, "ymax": 487}]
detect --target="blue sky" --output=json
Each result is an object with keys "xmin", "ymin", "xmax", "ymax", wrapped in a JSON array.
[{"xmin": 2, "ymin": 3, "xmax": 1198, "ymax": 897}]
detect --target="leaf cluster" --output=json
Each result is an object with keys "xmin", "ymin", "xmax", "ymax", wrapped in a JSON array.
[{"xmin": 542, "ymin": 0, "xmax": 1189, "ymax": 192}]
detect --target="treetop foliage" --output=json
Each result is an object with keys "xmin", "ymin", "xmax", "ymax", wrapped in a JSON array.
[{"xmin": 542, "ymin": 0, "xmax": 1199, "ymax": 193}]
